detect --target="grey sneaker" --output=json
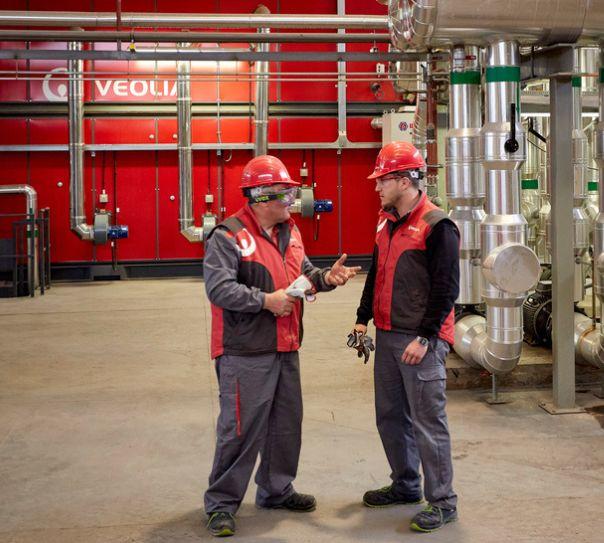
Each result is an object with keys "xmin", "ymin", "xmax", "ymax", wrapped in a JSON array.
[
  {"xmin": 207, "ymin": 512, "xmax": 235, "ymax": 537},
  {"xmin": 410, "ymin": 504, "xmax": 458, "ymax": 532},
  {"xmin": 362, "ymin": 485, "xmax": 423, "ymax": 508},
  {"xmin": 263, "ymin": 492, "xmax": 316, "ymax": 512}
]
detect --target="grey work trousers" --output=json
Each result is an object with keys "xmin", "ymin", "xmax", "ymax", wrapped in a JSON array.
[
  {"xmin": 374, "ymin": 329, "xmax": 457, "ymax": 510},
  {"xmin": 204, "ymin": 351, "xmax": 303, "ymax": 514}
]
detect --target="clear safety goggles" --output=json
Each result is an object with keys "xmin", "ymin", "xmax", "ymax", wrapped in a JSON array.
[{"xmin": 248, "ymin": 186, "xmax": 298, "ymax": 207}]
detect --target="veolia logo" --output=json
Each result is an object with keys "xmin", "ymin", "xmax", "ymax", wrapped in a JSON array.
[
  {"xmin": 42, "ymin": 67, "xmax": 68, "ymax": 101},
  {"xmin": 236, "ymin": 229, "xmax": 257, "ymax": 257},
  {"xmin": 42, "ymin": 68, "xmax": 178, "ymax": 101}
]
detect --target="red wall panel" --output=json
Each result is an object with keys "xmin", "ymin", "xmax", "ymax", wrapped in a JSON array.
[
  {"xmin": 28, "ymin": 153, "xmax": 94, "ymax": 263},
  {"xmin": 0, "ymin": 120, "xmax": 27, "ymax": 145},
  {"xmin": 112, "ymin": 152, "xmax": 157, "ymax": 260},
  {"xmin": 157, "ymin": 152, "xmax": 205, "ymax": 259},
  {"xmin": 94, "ymin": 119, "xmax": 156, "ymax": 144},
  {"xmin": 29, "ymin": 119, "xmax": 68, "ymax": 145},
  {"xmin": 341, "ymin": 148, "xmax": 381, "ymax": 255}
]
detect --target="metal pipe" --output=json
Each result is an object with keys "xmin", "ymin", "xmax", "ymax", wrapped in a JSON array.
[
  {"xmin": 572, "ymin": 49, "xmax": 590, "ymax": 303},
  {"xmin": 68, "ymin": 41, "xmax": 93, "ymax": 241},
  {"xmin": 457, "ymin": 41, "xmax": 540, "ymax": 374},
  {"xmin": 446, "ymin": 45, "xmax": 484, "ymax": 306},
  {"xmin": 177, "ymin": 45, "xmax": 203, "ymax": 243},
  {"xmin": 388, "ymin": 0, "xmax": 604, "ymax": 50},
  {"xmin": 581, "ymin": 46, "xmax": 604, "ymax": 367},
  {"xmin": 521, "ymin": 119, "xmax": 541, "ymax": 253},
  {"xmin": 0, "ymin": 29, "xmax": 391, "ymax": 43},
  {"xmin": 0, "ymin": 10, "xmax": 388, "ymax": 29},
  {"xmin": 574, "ymin": 313, "xmax": 604, "ymax": 369},
  {"xmin": 254, "ymin": 6, "xmax": 270, "ymax": 157}
]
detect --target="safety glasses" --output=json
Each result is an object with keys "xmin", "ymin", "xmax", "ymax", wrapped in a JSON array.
[{"xmin": 249, "ymin": 186, "xmax": 298, "ymax": 206}]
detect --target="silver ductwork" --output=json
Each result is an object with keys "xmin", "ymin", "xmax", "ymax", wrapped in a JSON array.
[
  {"xmin": 388, "ymin": 0, "xmax": 604, "ymax": 50},
  {"xmin": 68, "ymin": 41, "xmax": 93, "ymax": 241},
  {"xmin": 455, "ymin": 41, "xmax": 540, "ymax": 374},
  {"xmin": 254, "ymin": 6, "xmax": 270, "ymax": 157},
  {"xmin": 446, "ymin": 45, "xmax": 484, "ymax": 305},
  {"xmin": 177, "ymin": 46, "xmax": 203, "ymax": 243}
]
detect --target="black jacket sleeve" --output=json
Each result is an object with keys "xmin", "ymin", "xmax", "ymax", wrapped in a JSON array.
[
  {"xmin": 355, "ymin": 246, "xmax": 378, "ymax": 326},
  {"xmin": 417, "ymin": 220, "xmax": 460, "ymax": 338}
]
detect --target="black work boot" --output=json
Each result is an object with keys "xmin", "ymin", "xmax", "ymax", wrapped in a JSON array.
[
  {"xmin": 265, "ymin": 492, "xmax": 316, "ymax": 512},
  {"xmin": 207, "ymin": 512, "xmax": 236, "ymax": 537},
  {"xmin": 410, "ymin": 504, "xmax": 458, "ymax": 532},
  {"xmin": 363, "ymin": 485, "xmax": 423, "ymax": 508}
]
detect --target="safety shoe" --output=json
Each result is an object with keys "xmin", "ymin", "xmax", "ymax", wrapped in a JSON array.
[
  {"xmin": 266, "ymin": 492, "xmax": 316, "ymax": 512},
  {"xmin": 363, "ymin": 485, "xmax": 423, "ymax": 508},
  {"xmin": 410, "ymin": 504, "xmax": 458, "ymax": 533},
  {"xmin": 207, "ymin": 512, "xmax": 235, "ymax": 537}
]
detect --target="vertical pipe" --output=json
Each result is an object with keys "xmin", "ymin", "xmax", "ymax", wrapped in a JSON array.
[
  {"xmin": 254, "ymin": 5, "xmax": 270, "ymax": 156},
  {"xmin": 572, "ymin": 49, "xmax": 589, "ymax": 303},
  {"xmin": 425, "ymin": 59, "xmax": 439, "ymax": 200},
  {"xmin": 446, "ymin": 45, "xmax": 484, "ymax": 306},
  {"xmin": 591, "ymin": 47, "xmax": 604, "ymax": 367},
  {"xmin": 477, "ymin": 40, "xmax": 540, "ymax": 374},
  {"xmin": 68, "ymin": 41, "xmax": 93, "ymax": 240},
  {"xmin": 177, "ymin": 44, "xmax": 202, "ymax": 242}
]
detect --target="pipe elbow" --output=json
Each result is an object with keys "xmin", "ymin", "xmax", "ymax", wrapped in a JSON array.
[
  {"xmin": 72, "ymin": 222, "xmax": 94, "ymax": 241},
  {"xmin": 181, "ymin": 225, "xmax": 204, "ymax": 243},
  {"xmin": 481, "ymin": 338, "xmax": 522, "ymax": 374}
]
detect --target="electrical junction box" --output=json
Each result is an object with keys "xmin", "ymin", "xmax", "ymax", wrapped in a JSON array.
[{"xmin": 381, "ymin": 110, "xmax": 415, "ymax": 145}]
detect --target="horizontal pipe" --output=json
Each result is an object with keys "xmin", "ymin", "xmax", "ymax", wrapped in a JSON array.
[
  {"xmin": 0, "ymin": 10, "xmax": 388, "ymax": 29},
  {"xmin": 0, "ymin": 184, "xmax": 37, "ymax": 215},
  {"xmin": 0, "ymin": 49, "xmax": 422, "ymax": 62},
  {"xmin": 0, "ymin": 102, "xmax": 404, "ymax": 118},
  {"xmin": 0, "ymin": 29, "xmax": 391, "ymax": 43}
]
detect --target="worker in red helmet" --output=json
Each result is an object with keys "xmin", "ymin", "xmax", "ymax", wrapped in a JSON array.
[
  {"xmin": 203, "ymin": 154, "xmax": 360, "ymax": 537},
  {"xmin": 352, "ymin": 141, "xmax": 460, "ymax": 533}
]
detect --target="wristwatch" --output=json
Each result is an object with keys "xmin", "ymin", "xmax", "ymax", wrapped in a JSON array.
[{"xmin": 415, "ymin": 335, "xmax": 429, "ymax": 347}]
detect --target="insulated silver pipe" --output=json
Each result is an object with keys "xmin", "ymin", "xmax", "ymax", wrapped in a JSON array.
[
  {"xmin": 0, "ymin": 184, "xmax": 38, "ymax": 290},
  {"xmin": 177, "ymin": 46, "xmax": 203, "ymax": 243},
  {"xmin": 446, "ymin": 45, "xmax": 484, "ymax": 306},
  {"xmin": 572, "ymin": 50, "xmax": 590, "ymax": 303},
  {"xmin": 521, "ymin": 118, "xmax": 540, "ymax": 252},
  {"xmin": 457, "ymin": 41, "xmax": 540, "ymax": 374},
  {"xmin": 254, "ymin": 7, "xmax": 270, "ymax": 157},
  {"xmin": 574, "ymin": 313, "xmax": 604, "ymax": 369},
  {"xmin": 388, "ymin": 0, "xmax": 604, "ymax": 50},
  {"xmin": 0, "ymin": 29, "xmax": 391, "ymax": 44},
  {"xmin": 68, "ymin": 41, "xmax": 93, "ymax": 241},
  {"xmin": 0, "ymin": 10, "xmax": 387, "ymax": 29},
  {"xmin": 580, "ymin": 46, "xmax": 604, "ymax": 367}
]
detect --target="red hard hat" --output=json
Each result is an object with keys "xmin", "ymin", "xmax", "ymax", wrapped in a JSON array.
[
  {"xmin": 240, "ymin": 155, "xmax": 301, "ymax": 189},
  {"xmin": 367, "ymin": 141, "xmax": 425, "ymax": 179}
]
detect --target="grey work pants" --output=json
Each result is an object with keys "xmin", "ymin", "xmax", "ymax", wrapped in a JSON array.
[
  {"xmin": 204, "ymin": 352, "xmax": 303, "ymax": 514},
  {"xmin": 374, "ymin": 329, "xmax": 457, "ymax": 510}
]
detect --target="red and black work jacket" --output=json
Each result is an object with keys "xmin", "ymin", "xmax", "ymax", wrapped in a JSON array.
[
  {"xmin": 209, "ymin": 205, "xmax": 306, "ymax": 359},
  {"xmin": 373, "ymin": 193, "xmax": 456, "ymax": 345}
]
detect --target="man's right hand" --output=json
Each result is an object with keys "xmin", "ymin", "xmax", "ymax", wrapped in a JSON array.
[
  {"xmin": 354, "ymin": 324, "xmax": 368, "ymax": 335},
  {"xmin": 264, "ymin": 289, "xmax": 296, "ymax": 317}
]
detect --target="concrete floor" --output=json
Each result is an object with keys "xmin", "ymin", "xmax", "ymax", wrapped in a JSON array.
[{"xmin": 0, "ymin": 276, "xmax": 603, "ymax": 543}]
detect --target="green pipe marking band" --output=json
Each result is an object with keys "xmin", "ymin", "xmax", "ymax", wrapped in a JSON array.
[
  {"xmin": 572, "ymin": 76, "xmax": 581, "ymax": 88},
  {"xmin": 485, "ymin": 66, "xmax": 520, "ymax": 83},
  {"xmin": 450, "ymin": 71, "xmax": 481, "ymax": 85},
  {"xmin": 588, "ymin": 181, "xmax": 599, "ymax": 191},
  {"xmin": 521, "ymin": 179, "xmax": 538, "ymax": 190}
]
